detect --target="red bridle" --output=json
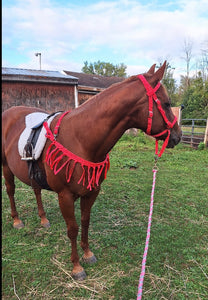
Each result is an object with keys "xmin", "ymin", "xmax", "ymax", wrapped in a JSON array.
[{"xmin": 138, "ymin": 75, "xmax": 177, "ymax": 158}]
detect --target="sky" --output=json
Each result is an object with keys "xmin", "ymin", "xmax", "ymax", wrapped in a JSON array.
[{"xmin": 2, "ymin": 0, "xmax": 208, "ymax": 80}]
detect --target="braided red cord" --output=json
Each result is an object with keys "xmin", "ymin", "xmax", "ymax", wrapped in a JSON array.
[{"xmin": 53, "ymin": 111, "xmax": 70, "ymax": 136}]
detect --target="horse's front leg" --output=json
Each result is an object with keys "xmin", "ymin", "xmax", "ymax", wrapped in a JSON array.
[
  {"xmin": 58, "ymin": 190, "xmax": 86, "ymax": 280},
  {"xmin": 80, "ymin": 189, "xmax": 100, "ymax": 264}
]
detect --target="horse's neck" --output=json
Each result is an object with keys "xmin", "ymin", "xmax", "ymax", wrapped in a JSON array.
[{"xmin": 66, "ymin": 78, "xmax": 143, "ymax": 161}]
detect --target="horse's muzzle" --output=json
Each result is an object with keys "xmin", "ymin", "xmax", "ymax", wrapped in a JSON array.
[{"xmin": 167, "ymin": 131, "xmax": 182, "ymax": 148}]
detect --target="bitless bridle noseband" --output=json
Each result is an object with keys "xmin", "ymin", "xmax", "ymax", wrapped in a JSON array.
[{"xmin": 137, "ymin": 75, "xmax": 177, "ymax": 158}]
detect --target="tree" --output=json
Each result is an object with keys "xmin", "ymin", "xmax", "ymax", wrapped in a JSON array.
[
  {"xmin": 181, "ymin": 38, "xmax": 193, "ymax": 88},
  {"xmin": 180, "ymin": 73, "xmax": 208, "ymax": 119},
  {"xmin": 82, "ymin": 60, "xmax": 127, "ymax": 77},
  {"xmin": 197, "ymin": 43, "xmax": 208, "ymax": 81},
  {"xmin": 162, "ymin": 66, "xmax": 178, "ymax": 106},
  {"xmin": 156, "ymin": 60, "xmax": 178, "ymax": 106}
]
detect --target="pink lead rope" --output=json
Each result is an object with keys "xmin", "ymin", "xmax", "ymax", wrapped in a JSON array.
[
  {"xmin": 136, "ymin": 75, "xmax": 178, "ymax": 299},
  {"xmin": 137, "ymin": 167, "xmax": 158, "ymax": 300}
]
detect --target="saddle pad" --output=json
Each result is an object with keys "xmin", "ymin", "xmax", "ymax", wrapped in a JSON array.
[{"xmin": 18, "ymin": 112, "xmax": 61, "ymax": 160}]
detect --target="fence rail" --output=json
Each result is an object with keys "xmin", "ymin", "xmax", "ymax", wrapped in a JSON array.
[{"xmin": 181, "ymin": 118, "xmax": 208, "ymax": 148}]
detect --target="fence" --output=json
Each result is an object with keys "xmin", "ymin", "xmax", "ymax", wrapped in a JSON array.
[{"xmin": 181, "ymin": 118, "xmax": 208, "ymax": 148}]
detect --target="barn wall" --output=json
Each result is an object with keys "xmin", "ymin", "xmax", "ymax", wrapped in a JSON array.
[
  {"xmin": 2, "ymin": 81, "xmax": 75, "ymax": 113},
  {"xmin": 78, "ymin": 93, "xmax": 94, "ymax": 105}
]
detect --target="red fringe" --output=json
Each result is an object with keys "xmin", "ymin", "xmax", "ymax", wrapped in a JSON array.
[{"xmin": 43, "ymin": 121, "xmax": 110, "ymax": 191}]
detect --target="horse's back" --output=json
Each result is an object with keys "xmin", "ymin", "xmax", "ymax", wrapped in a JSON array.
[
  {"xmin": 2, "ymin": 106, "xmax": 47, "ymax": 141},
  {"xmin": 2, "ymin": 106, "xmax": 48, "ymax": 182}
]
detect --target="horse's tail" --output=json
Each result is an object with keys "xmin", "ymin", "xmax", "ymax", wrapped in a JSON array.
[{"xmin": 2, "ymin": 110, "xmax": 7, "ymax": 164}]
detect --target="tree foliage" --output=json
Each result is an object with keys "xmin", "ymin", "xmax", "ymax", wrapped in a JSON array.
[
  {"xmin": 82, "ymin": 60, "xmax": 127, "ymax": 77},
  {"xmin": 158, "ymin": 54, "xmax": 208, "ymax": 119},
  {"xmin": 180, "ymin": 73, "xmax": 208, "ymax": 119},
  {"xmin": 178, "ymin": 40, "xmax": 208, "ymax": 119},
  {"xmin": 161, "ymin": 64, "xmax": 178, "ymax": 106},
  {"xmin": 82, "ymin": 54, "xmax": 208, "ymax": 119}
]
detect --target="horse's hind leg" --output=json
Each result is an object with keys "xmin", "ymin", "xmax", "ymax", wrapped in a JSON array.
[
  {"xmin": 33, "ymin": 187, "xmax": 50, "ymax": 228},
  {"xmin": 3, "ymin": 164, "xmax": 24, "ymax": 229}
]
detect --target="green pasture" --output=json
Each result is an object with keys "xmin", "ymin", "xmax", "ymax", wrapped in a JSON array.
[{"xmin": 2, "ymin": 133, "xmax": 208, "ymax": 299}]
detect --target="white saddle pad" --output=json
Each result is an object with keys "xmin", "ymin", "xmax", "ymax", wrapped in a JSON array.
[{"xmin": 18, "ymin": 112, "xmax": 61, "ymax": 160}]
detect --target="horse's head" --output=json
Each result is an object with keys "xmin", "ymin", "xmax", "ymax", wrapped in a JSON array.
[{"xmin": 135, "ymin": 61, "xmax": 182, "ymax": 153}]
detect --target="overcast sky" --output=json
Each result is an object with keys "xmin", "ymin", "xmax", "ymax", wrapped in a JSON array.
[{"xmin": 2, "ymin": 0, "xmax": 208, "ymax": 80}]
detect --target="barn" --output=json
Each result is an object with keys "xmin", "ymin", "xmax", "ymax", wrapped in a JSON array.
[
  {"xmin": 2, "ymin": 68, "xmax": 124, "ymax": 112},
  {"xmin": 63, "ymin": 70, "xmax": 124, "ymax": 105},
  {"xmin": 2, "ymin": 68, "xmax": 78, "ymax": 112}
]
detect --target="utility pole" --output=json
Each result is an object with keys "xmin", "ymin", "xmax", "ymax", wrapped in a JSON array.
[{"xmin": 35, "ymin": 53, "xmax": 41, "ymax": 70}]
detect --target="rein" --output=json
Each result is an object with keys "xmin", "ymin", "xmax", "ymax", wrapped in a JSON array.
[
  {"xmin": 138, "ymin": 75, "xmax": 177, "ymax": 158},
  {"xmin": 137, "ymin": 166, "xmax": 158, "ymax": 300},
  {"xmin": 136, "ymin": 75, "xmax": 177, "ymax": 299}
]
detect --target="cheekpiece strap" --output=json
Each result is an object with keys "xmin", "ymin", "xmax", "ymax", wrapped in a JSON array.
[{"xmin": 137, "ymin": 74, "xmax": 177, "ymax": 158}]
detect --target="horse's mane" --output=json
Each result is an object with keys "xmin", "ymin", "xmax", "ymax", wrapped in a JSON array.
[
  {"xmin": 78, "ymin": 75, "xmax": 140, "ymax": 108},
  {"xmin": 108, "ymin": 74, "xmax": 139, "ymax": 89}
]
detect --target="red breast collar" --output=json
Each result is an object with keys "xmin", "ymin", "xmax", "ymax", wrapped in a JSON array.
[{"xmin": 43, "ymin": 112, "xmax": 110, "ymax": 191}]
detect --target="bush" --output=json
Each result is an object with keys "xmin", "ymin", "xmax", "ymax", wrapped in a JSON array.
[{"xmin": 198, "ymin": 142, "xmax": 205, "ymax": 150}]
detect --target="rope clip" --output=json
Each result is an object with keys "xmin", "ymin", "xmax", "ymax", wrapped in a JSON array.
[{"xmin": 153, "ymin": 156, "xmax": 159, "ymax": 172}]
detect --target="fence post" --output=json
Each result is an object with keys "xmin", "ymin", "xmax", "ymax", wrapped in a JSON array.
[
  {"xmin": 191, "ymin": 120, "xmax": 194, "ymax": 147},
  {"xmin": 178, "ymin": 108, "xmax": 182, "ymax": 126},
  {"xmin": 204, "ymin": 118, "xmax": 208, "ymax": 147}
]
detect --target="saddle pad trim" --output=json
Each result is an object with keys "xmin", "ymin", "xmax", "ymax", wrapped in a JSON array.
[{"xmin": 18, "ymin": 112, "xmax": 61, "ymax": 160}]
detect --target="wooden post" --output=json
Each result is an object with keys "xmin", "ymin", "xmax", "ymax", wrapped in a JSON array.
[
  {"xmin": 74, "ymin": 85, "xmax": 79, "ymax": 108},
  {"xmin": 204, "ymin": 118, "xmax": 208, "ymax": 147},
  {"xmin": 178, "ymin": 108, "xmax": 182, "ymax": 126},
  {"xmin": 191, "ymin": 119, "xmax": 194, "ymax": 147}
]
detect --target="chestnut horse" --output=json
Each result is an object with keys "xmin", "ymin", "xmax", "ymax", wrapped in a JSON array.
[{"xmin": 2, "ymin": 62, "xmax": 181, "ymax": 280}]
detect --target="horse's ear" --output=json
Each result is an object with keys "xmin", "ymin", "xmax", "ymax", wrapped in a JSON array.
[
  {"xmin": 152, "ymin": 61, "xmax": 167, "ymax": 81},
  {"xmin": 147, "ymin": 64, "xmax": 156, "ymax": 75}
]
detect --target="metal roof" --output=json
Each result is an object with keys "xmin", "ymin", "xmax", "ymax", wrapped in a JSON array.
[
  {"xmin": 2, "ymin": 67, "xmax": 78, "ymax": 84},
  {"xmin": 64, "ymin": 70, "xmax": 124, "ymax": 89}
]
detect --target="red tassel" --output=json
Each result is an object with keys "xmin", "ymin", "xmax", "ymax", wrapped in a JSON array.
[{"xmin": 43, "ymin": 120, "xmax": 110, "ymax": 190}]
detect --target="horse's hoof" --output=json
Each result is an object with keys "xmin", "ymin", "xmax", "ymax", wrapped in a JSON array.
[
  {"xmin": 82, "ymin": 255, "xmax": 97, "ymax": 264},
  {"xmin": 72, "ymin": 270, "xmax": 87, "ymax": 281},
  {"xmin": 13, "ymin": 220, "xmax": 24, "ymax": 229},
  {"xmin": 41, "ymin": 220, "xmax": 51, "ymax": 228}
]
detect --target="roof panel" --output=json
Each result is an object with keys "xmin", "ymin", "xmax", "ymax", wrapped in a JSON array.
[
  {"xmin": 64, "ymin": 70, "xmax": 124, "ymax": 88},
  {"xmin": 2, "ymin": 67, "xmax": 78, "ymax": 80}
]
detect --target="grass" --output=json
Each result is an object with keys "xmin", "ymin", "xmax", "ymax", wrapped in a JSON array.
[{"xmin": 2, "ymin": 132, "xmax": 208, "ymax": 299}]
